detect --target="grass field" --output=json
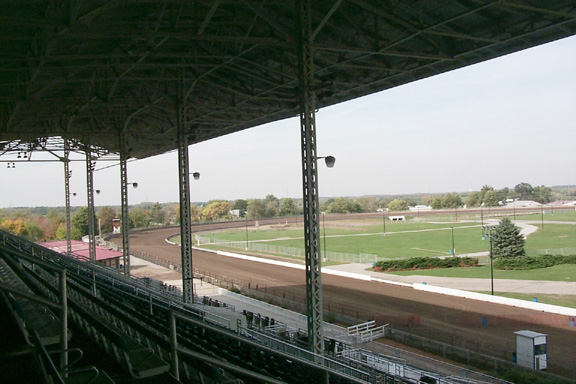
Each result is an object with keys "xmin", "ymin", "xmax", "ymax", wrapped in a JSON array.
[
  {"xmin": 520, "ymin": 210, "xmax": 576, "ymax": 222},
  {"xmin": 197, "ymin": 215, "xmax": 575, "ymax": 260}
]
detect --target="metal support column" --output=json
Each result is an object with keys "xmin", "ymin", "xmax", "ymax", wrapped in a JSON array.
[
  {"xmin": 59, "ymin": 269, "xmax": 68, "ymax": 372},
  {"xmin": 297, "ymin": 0, "xmax": 324, "ymax": 356},
  {"xmin": 177, "ymin": 69, "xmax": 194, "ymax": 304},
  {"xmin": 86, "ymin": 149, "xmax": 96, "ymax": 262},
  {"xmin": 63, "ymin": 139, "xmax": 72, "ymax": 256},
  {"xmin": 120, "ymin": 142, "xmax": 130, "ymax": 276}
]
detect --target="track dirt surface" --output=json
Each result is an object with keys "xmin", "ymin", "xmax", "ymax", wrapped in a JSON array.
[{"xmin": 114, "ymin": 224, "xmax": 576, "ymax": 377}]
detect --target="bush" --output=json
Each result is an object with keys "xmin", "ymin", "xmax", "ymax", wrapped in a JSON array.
[
  {"xmin": 374, "ymin": 257, "xmax": 478, "ymax": 272},
  {"xmin": 495, "ymin": 254, "xmax": 576, "ymax": 270}
]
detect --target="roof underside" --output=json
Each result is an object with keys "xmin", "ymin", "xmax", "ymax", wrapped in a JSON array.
[{"xmin": 1, "ymin": 1, "xmax": 575, "ymax": 159}]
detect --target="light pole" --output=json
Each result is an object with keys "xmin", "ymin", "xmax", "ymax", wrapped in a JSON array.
[
  {"xmin": 244, "ymin": 210, "xmax": 249, "ymax": 251},
  {"xmin": 482, "ymin": 225, "xmax": 497, "ymax": 295},
  {"xmin": 540, "ymin": 203, "xmax": 544, "ymax": 229},
  {"xmin": 382, "ymin": 208, "xmax": 387, "ymax": 235},
  {"xmin": 451, "ymin": 226, "xmax": 455, "ymax": 257},
  {"xmin": 480, "ymin": 202, "xmax": 484, "ymax": 229}
]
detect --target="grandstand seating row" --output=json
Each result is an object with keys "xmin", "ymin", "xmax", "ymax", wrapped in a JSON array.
[{"xmin": 0, "ymin": 231, "xmax": 386, "ymax": 384}]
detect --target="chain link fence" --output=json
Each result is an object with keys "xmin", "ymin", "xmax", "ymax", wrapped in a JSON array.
[
  {"xmin": 196, "ymin": 235, "xmax": 378, "ymax": 263},
  {"xmin": 533, "ymin": 247, "xmax": 576, "ymax": 256}
]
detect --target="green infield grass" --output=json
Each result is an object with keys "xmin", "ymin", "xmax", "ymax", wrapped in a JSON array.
[
  {"xmin": 520, "ymin": 210, "xmax": 576, "ymax": 222},
  {"xmin": 181, "ymin": 214, "xmax": 575, "ymax": 265}
]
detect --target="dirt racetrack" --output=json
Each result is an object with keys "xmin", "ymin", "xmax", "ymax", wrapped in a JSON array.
[{"xmin": 113, "ymin": 225, "xmax": 576, "ymax": 378}]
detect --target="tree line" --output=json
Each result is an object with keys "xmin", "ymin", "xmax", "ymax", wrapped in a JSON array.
[{"xmin": 1, "ymin": 182, "xmax": 573, "ymax": 242}]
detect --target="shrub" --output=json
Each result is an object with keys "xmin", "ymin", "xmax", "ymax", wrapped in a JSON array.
[
  {"xmin": 495, "ymin": 254, "xmax": 576, "ymax": 270},
  {"xmin": 374, "ymin": 257, "xmax": 478, "ymax": 272}
]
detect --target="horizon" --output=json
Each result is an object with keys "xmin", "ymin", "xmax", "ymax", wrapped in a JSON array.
[{"xmin": 2, "ymin": 183, "xmax": 574, "ymax": 210}]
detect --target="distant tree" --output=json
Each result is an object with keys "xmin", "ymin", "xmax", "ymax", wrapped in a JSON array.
[
  {"xmin": 55, "ymin": 223, "xmax": 66, "ymax": 240},
  {"xmin": 514, "ymin": 182, "xmax": 534, "ymax": 200},
  {"xmin": 326, "ymin": 197, "xmax": 362, "ymax": 213},
  {"xmin": 533, "ymin": 185, "xmax": 552, "ymax": 203},
  {"xmin": 420, "ymin": 195, "xmax": 432, "ymax": 206},
  {"xmin": 233, "ymin": 199, "xmax": 248, "ymax": 215},
  {"xmin": 71, "ymin": 207, "xmax": 97, "ymax": 239},
  {"xmin": 163, "ymin": 204, "xmax": 180, "ymax": 224},
  {"xmin": 430, "ymin": 196, "xmax": 443, "ymax": 210},
  {"xmin": 327, "ymin": 197, "xmax": 348, "ymax": 214},
  {"xmin": 483, "ymin": 190, "xmax": 500, "ymax": 206},
  {"xmin": 499, "ymin": 187, "xmax": 511, "ymax": 199},
  {"xmin": 129, "ymin": 207, "xmax": 151, "ymax": 229},
  {"xmin": 43, "ymin": 209, "xmax": 65, "ymax": 240},
  {"xmin": 349, "ymin": 200, "xmax": 363, "ymax": 213},
  {"xmin": 201, "ymin": 201, "xmax": 233, "ymax": 221},
  {"xmin": 190, "ymin": 205, "xmax": 201, "ymax": 222},
  {"xmin": 357, "ymin": 197, "xmax": 375, "ymax": 213},
  {"xmin": 388, "ymin": 198, "xmax": 409, "ymax": 211},
  {"xmin": 492, "ymin": 217, "xmax": 525, "ymax": 259},
  {"xmin": 466, "ymin": 191, "xmax": 481, "ymax": 207},
  {"xmin": 247, "ymin": 199, "xmax": 266, "ymax": 219},
  {"xmin": 149, "ymin": 202, "xmax": 166, "ymax": 225},
  {"xmin": 264, "ymin": 203, "xmax": 278, "ymax": 218},
  {"xmin": 279, "ymin": 198, "xmax": 297, "ymax": 216},
  {"xmin": 479, "ymin": 185, "xmax": 494, "ymax": 202},
  {"xmin": 98, "ymin": 206, "xmax": 118, "ymax": 234},
  {"xmin": 1, "ymin": 217, "xmax": 27, "ymax": 236},
  {"xmin": 441, "ymin": 193, "xmax": 463, "ymax": 208},
  {"xmin": 24, "ymin": 222, "xmax": 44, "ymax": 241},
  {"xmin": 263, "ymin": 195, "xmax": 279, "ymax": 218}
]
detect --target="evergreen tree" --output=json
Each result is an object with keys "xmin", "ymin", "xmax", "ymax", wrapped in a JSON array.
[{"xmin": 492, "ymin": 217, "xmax": 525, "ymax": 259}]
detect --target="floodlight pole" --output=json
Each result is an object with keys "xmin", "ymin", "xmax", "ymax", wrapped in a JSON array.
[
  {"xmin": 482, "ymin": 225, "xmax": 497, "ymax": 295},
  {"xmin": 177, "ymin": 68, "xmax": 195, "ymax": 304},
  {"xmin": 297, "ymin": 0, "xmax": 324, "ymax": 358}
]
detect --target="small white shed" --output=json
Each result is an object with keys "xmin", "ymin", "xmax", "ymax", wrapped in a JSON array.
[{"xmin": 515, "ymin": 330, "xmax": 547, "ymax": 370}]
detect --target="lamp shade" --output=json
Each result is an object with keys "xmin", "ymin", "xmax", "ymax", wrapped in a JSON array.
[{"xmin": 324, "ymin": 156, "xmax": 336, "ymax": 168}]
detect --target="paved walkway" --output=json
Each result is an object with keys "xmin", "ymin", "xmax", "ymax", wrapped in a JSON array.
[{"xmin": 323, "ymin": 263, "xmax": 576, "ymax": 295}]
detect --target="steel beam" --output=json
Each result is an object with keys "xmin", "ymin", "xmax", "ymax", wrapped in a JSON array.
[
  {"xmin": 120, "ymin": 139, "xmax": 130, "ymax": 276},
  {"xmin": 63, "ymin": 139, "xmax": 72, "ymax": 256},
  {"xmin": 177, "ymin": 68, "xmax": 194, "ymax": 304},
  {"xmin": 86, "ymin": 149, "xmax": 96, "ymax": 262},
  {"xmin": 297, "ymin": 0, "xmax": 324, "ymax": 356}
]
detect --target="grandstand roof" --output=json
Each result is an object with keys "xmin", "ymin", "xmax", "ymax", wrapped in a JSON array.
[
  {"xmin": 40, "ymin": 240, "xmax": 122, "ymax": 261},
  {"xmin": 1, "ymin": 1, "xmax": 575, "ymax": 159}
]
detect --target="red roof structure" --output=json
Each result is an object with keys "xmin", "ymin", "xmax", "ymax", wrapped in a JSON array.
[{"xmin": 40, "ymin": 240, "xmax": 122, "ymax": 261}]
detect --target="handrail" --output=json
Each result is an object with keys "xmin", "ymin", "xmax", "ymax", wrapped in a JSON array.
[{"xmin": 0, "ymin": 243, "xmax": 68, "ymax": 372}]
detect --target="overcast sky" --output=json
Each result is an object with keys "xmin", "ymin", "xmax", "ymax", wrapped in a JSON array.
[{"xmin": 2, "ymin": 36, "xmax": 575, "ymax": 208}]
